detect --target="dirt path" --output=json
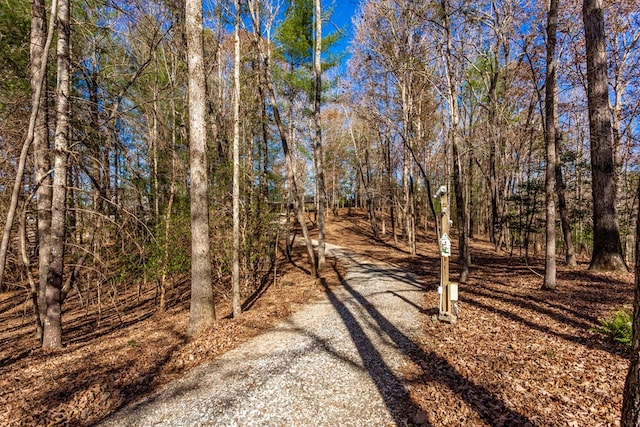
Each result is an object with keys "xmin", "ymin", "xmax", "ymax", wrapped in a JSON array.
[{"xmin": 98, "ymin": 243, "xmax": 427, "ymax": 426}]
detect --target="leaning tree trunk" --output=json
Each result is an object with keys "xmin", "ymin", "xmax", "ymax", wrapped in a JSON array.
[
  {"xmin": 43, "ymin": 0, "xmax": 70, "ymax": 349},
  {"xmin": 186, "ymin": 0, "xmax": 216, "ymax": 335},
  {"xmin": 583, "ymin": 0, "xmax": 626, "ymax": 272},
  {"xmin": 247, "ymin": 4, "xmax": 318, "ymax": 277},
  {"xmin": 621, "ymin": 182, "xmax": 640, "ymax": 425}
]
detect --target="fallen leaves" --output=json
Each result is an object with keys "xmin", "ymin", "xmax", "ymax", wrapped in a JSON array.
[{"xmin": 0, "ymin": 211, "xmax": 633, "ymax": 426}]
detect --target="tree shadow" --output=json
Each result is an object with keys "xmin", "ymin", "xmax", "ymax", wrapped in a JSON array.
[
  {"xmin": 321, "ymin": 277, "xmax": 426, "ymax": 425},
  {"xmin": 16, "ymin": 326, "xmax": 188, "ymax": 426},
  {"xmin": 328, "ymin": 262, "xmax": 533, "ymax": 426}
]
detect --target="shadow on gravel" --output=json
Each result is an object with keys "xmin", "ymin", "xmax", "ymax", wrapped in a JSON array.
[
  {"xmin": 330, "ymin": 249, "xmax": 429, "ymax": 291},
  {"xmin": 328, "ymin": 263, "xmax": 533, "ymax": 426},
  {"xmin": 321, "ymin": 277, "xmax": 424, "ymax": 426}
]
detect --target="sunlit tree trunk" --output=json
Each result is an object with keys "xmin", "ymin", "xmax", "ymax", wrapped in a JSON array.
[
  {"xmin": 583, "ymin": 0, "xmax": 626, "ymax": 271},
  {"xmin": 543, "ymin": 0, "xmax": 558, "ymax": 290},
  {"xmin": 42, "ymin": 0, "xmax": 70, "ymax": 349},
  {"xmin": 31, "ymin": 0, "xmax": 51, "ymax": 339},
  {"xmin": 186, "ymin": 0, "xmax": 216, "ymax": 335},
  {"xmin": 313, "ymin": 0, "xmax": 327, "ymax": 271},
  {"xmin": 231, "ymin": 0, "xmax": 242, "ymax": 317}
]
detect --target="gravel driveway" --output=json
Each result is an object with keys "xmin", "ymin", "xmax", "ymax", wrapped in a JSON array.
[{"xmin": 99, "ymin": 243, "xmax": 428, "ymax": 426}]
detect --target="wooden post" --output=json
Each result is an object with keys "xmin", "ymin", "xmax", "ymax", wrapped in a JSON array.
[{"xmin": 436, "ymin": 186, "xmax": 457, "ymax": 323}]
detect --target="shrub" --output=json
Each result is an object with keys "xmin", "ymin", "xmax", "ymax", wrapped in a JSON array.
[{"xmin": 594, "ymin": 308, "xmax": 633, "ymax": 347}]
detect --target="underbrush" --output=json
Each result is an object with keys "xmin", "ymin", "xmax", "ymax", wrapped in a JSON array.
[{"xmin": 594, "ymin": 308, "xmax": 633, "ymax": 347}]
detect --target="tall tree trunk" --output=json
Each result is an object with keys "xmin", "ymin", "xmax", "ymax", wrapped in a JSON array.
[
  {"xmin": 583, "ymin": 0, "xmax": 626, "ymax": 271},
  {"xmin": 231, "ymin": 0, "xmax": 242, "ymax": 318},
  {"xmin": 543, "ymin": 0, "xmax": 558, "ymax": 290},
  {"xmin": 43, "ymin": 0, "xmax": 70, "ymax": 349},
  {"xmin": 186, "ymin": 0, "xmax": 216, "ymax": 335},
  {"xmin": 621, "ymin": 182, "xmax": 640, "ymax": 425},
  {"xmin": 313, "ymin": 0, "xmax": 327, "ymax": 272},
  {"xmin": 31, "ymin": 0, "xmax": 51, "ymax": 339}
]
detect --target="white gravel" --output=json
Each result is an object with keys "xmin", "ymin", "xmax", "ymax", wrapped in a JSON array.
[{"xmin": 98, "ymin": 243, "xmax": 427, "ymax": 426}]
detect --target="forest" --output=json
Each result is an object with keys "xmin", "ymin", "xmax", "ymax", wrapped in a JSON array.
[{"xmin": 1, "ymin": 0, "xmax": 640, "ymax": 425}]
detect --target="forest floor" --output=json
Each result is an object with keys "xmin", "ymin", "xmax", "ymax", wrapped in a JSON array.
[{"xmin": 0, "ymin": 209, "xmax": 633, "ymax": 426}]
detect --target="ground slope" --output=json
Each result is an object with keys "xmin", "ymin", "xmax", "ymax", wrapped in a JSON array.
[{"xmin": 0, "ymin": 210, "xmax": 633, "ymax": 426}]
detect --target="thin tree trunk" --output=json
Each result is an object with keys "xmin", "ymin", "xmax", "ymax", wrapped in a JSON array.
[
  {"xmin": 345, "ymin": 107, "xmax": 377, "ymax": 238},
  {"xmin": 583, "ymin": 0, "xmax": 626, "ymax": 271},
  {"xmin": 31, "ymin": 0, "xmax": 51, "ymax": 340},
  {"xmin": 231, "ymin": 0, "xmax": 242, "ymax": 317},
  {"xmin": 186, "ymin": 0, "xmax": 216, "ymax": 335},
  {"xmin": 42, "ymin": 0, "xmax": 70, "ymax": 349},
  {"xmin": 19, "ymin": 205, "xmax": 39, "ymax": 334},
  {"xmin": 313, "ymin": 0, "xmax": 327, "ymax": 272},
  {"xmin": 543, "ymin": 0, "xmax": 558, "ymax": 290},
  {"xmin": 555, "ymin": 141, "xmax": 577, "ymax": 267},
  {"xmin": 452, "ymin": 139, "xmax": 469, "ymax": 283}
]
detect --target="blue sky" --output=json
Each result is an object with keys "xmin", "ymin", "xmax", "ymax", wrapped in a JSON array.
[
  {"xmin": 329, "ymin": 0, "xmax": 359, "ymax": 37},
  {"xmin": 327, "ymin": 0, "xmax": 359, "ymax": 58}
]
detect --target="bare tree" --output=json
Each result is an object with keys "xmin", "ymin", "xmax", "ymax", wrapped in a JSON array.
[
  {"xmin": 186, "ymin": 0, "xmax": 216, "ymax": 335},
  {"xmin": 583, "ymin": 0, "xmax": 626, "ymax": 271}
]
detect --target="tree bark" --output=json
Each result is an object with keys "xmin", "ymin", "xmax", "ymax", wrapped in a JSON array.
[
  {"xmin": 583, "ymin": 0, "xmax": 627, "ymax": 271},
  {"xmin": 543, "ymin": 0, "xmax": 558, "ymax": 290},
  {"xmin": 621, "ymin": 182, "xmax": 640, "ymax": 425},
  {"xmin": 186, "ymin": 0, "xmax": 216, "ymax": 335},
  {"xmin": 31, "ymin": 0, "xmax": 51, "ymax": 339},
  {"xmin": 231, "ymin": 0, "xmax": 242, "ymax": 318},
  {"xmin": 43, "ymin": 0, "xmax": 70, "ymax": 349},
  {"xmin": 313, "ymin": 0, "xmax": 327, "ymax": 272}
]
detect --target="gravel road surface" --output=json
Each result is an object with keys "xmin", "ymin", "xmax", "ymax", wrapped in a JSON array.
[{"xmin": 99, "ymin": 243, "xmax": 428, "ymax": 426}]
